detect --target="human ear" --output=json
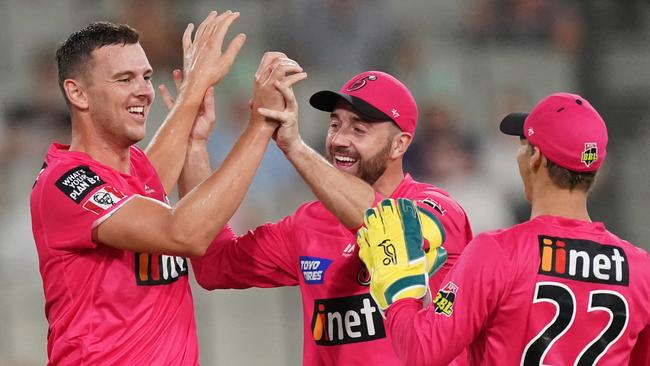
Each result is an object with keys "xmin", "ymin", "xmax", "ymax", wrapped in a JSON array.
[
  {"xmin": 529, "ymin": 145, "xmax": 543, "ymax": 172},
  {"xmin": 63, "ymin": 79, "xmax": 89, "ymax": 110},
  {"xmin": 391, "ymin": 132, "xmax": 412, "ymax": 159}
]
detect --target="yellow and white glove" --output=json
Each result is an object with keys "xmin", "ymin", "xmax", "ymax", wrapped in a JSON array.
[{"xmin": 357, "ymin": 198, "xmax": 447, "ymax": 312}]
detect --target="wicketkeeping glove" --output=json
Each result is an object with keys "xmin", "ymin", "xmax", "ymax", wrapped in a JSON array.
[
  {"xmin": 357, "ymin": 198, "xmax": 447, "ymax": 312},
  {"xmin": 418, "ymin": 207, "xmax": 448, "ymax": 276}
]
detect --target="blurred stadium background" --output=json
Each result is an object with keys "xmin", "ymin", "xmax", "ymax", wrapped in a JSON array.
[{"xmin": 0, "ymin": 0, "xmax": 649, "ymax": 364}]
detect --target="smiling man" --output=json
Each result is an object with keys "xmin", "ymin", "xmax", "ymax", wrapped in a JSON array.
[
  {"xmin": 28, "ymin": 13, "xmax": 306, "ymax": 365},
  {"xmin": 190, "ymin": 71, "xmax": 473, "ymax": 365}
]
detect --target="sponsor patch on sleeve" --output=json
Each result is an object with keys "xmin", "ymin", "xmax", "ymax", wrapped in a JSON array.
[
  {"xmin": 434, "ymin": 281, "xmax": 458, "ymax": 317},
  {"xmin": 55, "ymin": 165, "xmax": 105, "ymax": 203},
  {"xmin": 300, "ymin": 256, "xmax": 333, "ymax": 285},
  {"xmin": 82, "ymin": 186, "xmax": 127, "ymax": 214},
  {"xmin": 419, "ymin": 197, "xmax": 446, "ymax": 216}
]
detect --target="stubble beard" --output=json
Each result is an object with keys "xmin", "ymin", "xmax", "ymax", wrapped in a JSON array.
[{"xmin": 327, "ymin": 140, "xmax": 392, "ymax": 185}]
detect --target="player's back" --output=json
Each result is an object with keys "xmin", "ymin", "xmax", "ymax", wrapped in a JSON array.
[{"xmin": 481, "ymin": 214, "xmax": 650, "ymax": 365}]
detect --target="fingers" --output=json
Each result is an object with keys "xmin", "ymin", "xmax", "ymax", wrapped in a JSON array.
[
  {"xmin": 379, "ymin": 198, "xmax": 397, "ymax": 218},
  {"xmin": 258, "ymin": 57, "xmax": 301, "ymax": 87},
  {"xmin": 397, "ymin": 200, "xmax": 424, "ymax": 261},
  {"xmin": 398, "ymin": 198, "xmax": 417, "ymax": 218},
  {"xmin": 267, "ymin": 59, "xmax": 303, "ymax": 83},
  {"xmin": 273, "ymin": 72, "xmax": 307, "ymax": 110},
  {"xmin": 172, "ymin": 69, "xmax": 183, "ymax": 92},
  {"xmin": 257, "ymin": 107, "xmax": 290, "ymax": 123},
  {"xmin": 207, "ymin": 10, "xmax": 234, "ymax": 40},
  {"xmin": 417, "ymin": 207, "xmax": 445, "ymax": 251},
  {"xmin": 182, "ymin": 23, "xmax": 194, "ymax": 71},
  {"xmin": 255, "ymin": 52, "xmax": 286, "ymax": 80},
  {"xmin": 427, "ymin": 246, "xmax": 448, "ymax": 276},
  {"xmin": 221, "ymin": 33, "xmax": 247, "ymax": 69},
  {"xmin": 182, "ymin": 23, "xmax": 194, "ymax": 54},
  {"xmin": 364, "ymin": 207, "xmax": 382, "ymax": 231},
  {"xmin": 277, "ymin": 71, "xmax": 308, "ymax": 89},
  {"xmin": 194, "ymin": 11, "xmax": 218, "ymax": 46},
  {"xmin": 212, "ymin": 11, "xmax": 240, "ymax": 44},
  {"xmin": 357, "ymin": 227, "xmax": 374, "ymax": 271},
  {"xmin": 158, "ymin": 84, "xmax": 175, "ymax": 110},
  {"xmin": 272, "ymin": 81, "xmax": 296, "ymax": 112}
]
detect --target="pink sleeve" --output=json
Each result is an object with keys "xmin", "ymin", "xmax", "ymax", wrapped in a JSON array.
[
  {"xmin": 385, "ymin": 234, "xmax": 508, "ymax": 365},
  {"xmin": 191, "ymin": 216, "xmax": 298, "ymax": 289},
  {"xmin": 37, "ymin": 164, "xmax": 133, "ymax": 251}
]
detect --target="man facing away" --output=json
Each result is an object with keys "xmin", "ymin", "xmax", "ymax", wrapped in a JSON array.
[
  {"xmin": 358, "ymin": 92, "xmax": 650, "ymax": 365},
  {"xmin": 29, "ymin": 12, "xmax": 306, "ymax": 365},
  {"xmin": 189, "ymin": 70, "xmax": 473, "ymax": 365}
]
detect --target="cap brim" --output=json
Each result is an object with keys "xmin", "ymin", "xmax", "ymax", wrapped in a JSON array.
[
  {"xmin": 309, "ymin": 90, "xmax": 392, "ymax": 122},
  {"xmin": 499, "ymin": 112, "xmax": 528, "ymax": 137}
]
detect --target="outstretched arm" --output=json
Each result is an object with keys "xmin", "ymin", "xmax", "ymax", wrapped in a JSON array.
[
  {"xmin": 158, "ymin": 68, "xmax": 215, "ymax": 198},
  {"xmin": 95, "ymin": 49, "xmax": 307, "ymax": 257},
  {"xmin": 159, "ymin": 52, "xmax": 306, "ymax": 197},
  {"xmin": 145, "ymin": 10, "xmax": 245, "ymax": 194},
  {"xmin": 96, "ymin": 108, "xmax": 277, "ymax": 257},
  {"xmin": 259, "ymin": 81, "xmax": 376, "ymax": 229}
]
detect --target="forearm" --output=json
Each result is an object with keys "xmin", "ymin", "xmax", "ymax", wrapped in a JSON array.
[
  {"xmin": 385, "ymin": 299, "xmax": 431, "ymax": 366},
  {"xmin": 96, "ymin": 123, "xmax": 270, "ymax": 257},
  {"xmin": 169, "ymin": 121, "xmax": 275, "ymax": 251},
  {"xmin": 191, "ymin": 224, "xmax": 298, "ymax": 290},
  {"xmin": 387, "ymin": 301, "xmax": 469, "ymax": 366},
  {"xmin": 285, "ymin": 141, "xmax": 376, "ymax": 229},
  {"xmin": 178, "ymin": 140, "xmax": 212, "ymax": 198},
  {"xmin": 145, "ymin": 81, "xmax": 206, "ymax": 193}
]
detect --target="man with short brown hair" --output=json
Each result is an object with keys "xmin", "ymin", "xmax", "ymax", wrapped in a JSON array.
[
  {"xmin": 30, "ymin": 12, "xmax": 306, "ymax": 364},
  {"xmin": 359, "ymin": 92, "xmax": 650, "ymax": 365}
]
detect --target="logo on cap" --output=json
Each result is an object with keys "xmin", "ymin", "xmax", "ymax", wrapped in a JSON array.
[
  {"xmin": 581, "ymin": 143, "xmax": 598, "ymax": 168},
  {"xmin": 346, "ymin": 75, "xmax": 377, "ymax": 92}
]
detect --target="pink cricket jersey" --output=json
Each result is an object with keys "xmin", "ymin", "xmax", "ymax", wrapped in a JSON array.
[
  {"xmin": 30, "ymin": 143, "xmax": 199, "ymax": 365},
  {"xmin": 192, "ymin": 174, "xmax": 472, "ymax": 365},
  {"xmin": 387, "ymin": 215, "xmax": 650, "ymax": 365}
]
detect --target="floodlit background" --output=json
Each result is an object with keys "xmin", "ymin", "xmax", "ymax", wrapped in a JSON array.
[{"xmin": 1, "ymin": 0, "xmax": 649, "ymax": 364}]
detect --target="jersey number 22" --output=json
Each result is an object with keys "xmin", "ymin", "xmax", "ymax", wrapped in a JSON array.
[{"xmin": 521, "ymin": 282, "xmax": 628, "ymax": 365}]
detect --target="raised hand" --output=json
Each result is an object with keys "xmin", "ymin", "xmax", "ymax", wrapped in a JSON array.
[
  {"xmin": 182, "ymin": 10, "xmax": 247, "ymax": 92},
  {"xmin": 257, "ymin": 72, "xmax": 308, "ymax": 154},
  {"xmin": 159, "ymin": 69, "xmax": 216, "ymax": 143},
  {"xmin": 145, "ymin": 10, "xmax": 243, "ymax": 193},
  {"xmin": 250, "ymin": 52, "xmax": 306, "ymax": 127}
]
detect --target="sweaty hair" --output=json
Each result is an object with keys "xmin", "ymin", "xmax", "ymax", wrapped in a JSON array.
[
  {"xmin": 526, "ymin": 140, "xmax": 597, "ymax": 192},
  {"xmin": 55, "ymin": 21, "xmax": 139, "ymax": 105}
]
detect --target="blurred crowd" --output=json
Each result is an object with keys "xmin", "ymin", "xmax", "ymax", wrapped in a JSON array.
[{"xmin": 1, "ymin": 0, "xmax": 648, "ymax": 364}]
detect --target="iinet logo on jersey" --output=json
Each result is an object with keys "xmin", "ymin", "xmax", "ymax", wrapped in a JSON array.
[
  {"xmin": 135, "ymin": 253, "xmax": 188, "ymax": 286},
  {"xmin": 538, "ymin": 236, "xmax": 629, "ymax": 286},
  {"xmin": 311, "ymin": 294, "xmax": 385, "ymax": 346}
]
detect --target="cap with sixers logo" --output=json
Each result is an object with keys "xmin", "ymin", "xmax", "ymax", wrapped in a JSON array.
[
  {"xmin": 309, "ymin": 71, "xmax": 418, "ymax": 135},
  {"xmin": 499, "ymin": 92, "xmax": 608, "ymax": 172}
]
